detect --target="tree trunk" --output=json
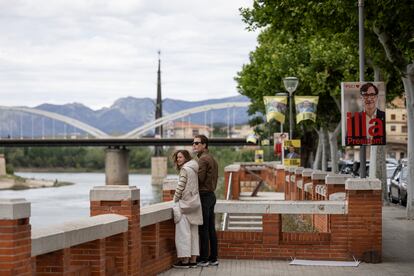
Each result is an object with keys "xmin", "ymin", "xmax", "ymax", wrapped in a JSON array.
[
  {"xmin": 328, "ymin": 123, "xmax": 341, "ymax": 173},
  {"xmin": 370, "ymin": 145, "xmax": 388, "ymax": 204},
  {"xmin": 321, "ymin": 127, "xmax": 328, "ymax": 171},
  {"xmin": 403, "ymin": 63, "xmax": 414, "ymax": 219},
  {"xmin": 368, "ymin": 64, "xmax": 388, "ymax": 205},
  {"xmin": 313, "ymin": 127, "xmax": 322, "ymax": 170}
]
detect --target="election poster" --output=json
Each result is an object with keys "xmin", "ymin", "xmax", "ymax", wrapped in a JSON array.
[
  {"xmin": 263, "ymin": 96, "xmax": 288, "ymax": 123},
  {"xmin": 295, "ymin": 96, "xmax": 319, "ymax": 123},
  {"xmin": 283, "ymin": 139, "xmax": 301, "ymax": 167},
  {"xmin": 341, "ymin": 82, "xmax": 386, "ymax": 146}
]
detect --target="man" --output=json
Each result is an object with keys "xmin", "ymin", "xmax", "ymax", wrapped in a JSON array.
[
  {"xmin": 286, "ymin": 145, "xmax": 299, "ymax": 159},
  {"xmin": 192, "ymin": 134, "xmax": 219, "ymax": 267}
]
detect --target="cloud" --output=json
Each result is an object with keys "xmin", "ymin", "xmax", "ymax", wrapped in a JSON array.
[{"xmin": 0, "ymin": 0, "xmax": 257, "ymax": 109}]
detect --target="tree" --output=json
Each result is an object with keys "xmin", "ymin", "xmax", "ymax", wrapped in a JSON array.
[
  {"xmin": 239, "ymin": 0, "xmax": 414, "ymax": 217},
  {"xmin": 237, "ymin": 5, "xmax": 358, "ymax": 171}
]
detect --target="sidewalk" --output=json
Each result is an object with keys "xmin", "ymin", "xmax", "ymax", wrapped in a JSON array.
[{"xmin": 159, "ymin": 204, "xmax": 414, "ymax": 276}]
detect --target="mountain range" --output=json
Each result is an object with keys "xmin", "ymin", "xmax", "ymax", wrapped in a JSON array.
[{"xmin": 0, "ymin": 95, "xmax": 251, "ymax": 137}]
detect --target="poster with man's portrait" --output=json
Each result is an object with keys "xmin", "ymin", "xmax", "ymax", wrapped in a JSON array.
[
  {"xmin": 341, "ymin": 82, "xmax": 386, "ymax": 146},
  {"xmin": 263, "ymin": 96, "xmax": 288, "ymax": 123},
  {"xmin": 294, "ymin": 96, "xmax": 319, "ymax": 123},
  {"xmin": 283, "ymin": 139, "xmax": 301, "ymax": 167},
  {"xmin": 274, "ymin": 132, "xmax": 289, "ymax": 163}
]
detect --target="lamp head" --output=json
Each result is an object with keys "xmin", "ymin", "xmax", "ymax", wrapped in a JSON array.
[{"xmin": 283, "ymin": 77, "xmax": 299, "ymax": 95}]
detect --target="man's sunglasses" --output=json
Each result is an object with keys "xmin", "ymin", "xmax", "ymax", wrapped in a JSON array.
[{"xmin": 192, "ymin": 141, "xmax": 203, "ymax": 145}]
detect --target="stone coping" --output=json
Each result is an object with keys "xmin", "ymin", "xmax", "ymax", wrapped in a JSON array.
[
  {"xmin": 311, "ymin": 171, "xmax": 334, "ymax": 180},
  {"xmin": 0, "ymin": 198, "xmax": 30, "ymax": 220},
  {"xmin": 224, "ymin": 164, "xmax": 241, "ymax": 172},
  {"xmin": 215, "ymin": 200, "xmax": 347, "ymax": 215},
  {"xmin": 302, "ymin": 169, "xmax": 314, "ymax": 177},
  {"xmin": 289, "ymin": 167, "xmax": 297, "ymax": 173},
  {"xmin": 297, "ymin": 180, "xmax": 303, "ymax": 189},
  {"xmin": 162, "ymin": 178, "xmax": 178, "ymax": 190},
  {"xmin": 275, "ymin": 164, "xmax": 285, "ymax": 170},
  {"xmin": 325, "ymin": 174, "xmax": 352, "ymax": 185},
  {"xmin": 329, "ymin": 192, "xmax": 346, "ymax": 201},
  {"xmin": 290, "ymin": 175, "xmax": 296, "ymax": 182},
  {"xmin": 140, "ymin": 201, "xmax": 174, "ymax": 227},
  {"xmin": 90, "ymin": 185, "xmax": 140, "ymax": 201},
  {"xmin": 31, "ymin": 214, "xmax": 128, "ymax": 257},
  {"xmin": 304, "ymin": 182, "xmax": 313, "ymax": 193},
  {"xmin": 345, "ymin": 178, "xmax": 381, "ymax": 190},
  {"xmin": 295, "ymin": 167, "xmax": 304, "ymax": 175}
]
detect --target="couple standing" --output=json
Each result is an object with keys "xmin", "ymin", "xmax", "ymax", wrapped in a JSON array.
[{"xmin": 172, "ymin": 134, "xmax": 218, "ymax": 268}]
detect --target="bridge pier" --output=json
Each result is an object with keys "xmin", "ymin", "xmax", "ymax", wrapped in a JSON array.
[
  {"xmin": 0, "ymin": 154, "xmax": 6, "ymax": 176},
  {"xmin": 105, "ymin": 147, "xmax": 129, "ymax": 185},
  {"xmin": 151, "ymin": 156, "xmax": 167, "ymax": 185}
]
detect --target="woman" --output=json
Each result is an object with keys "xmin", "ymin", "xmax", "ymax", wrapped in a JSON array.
[{"xmin": 172, "ymin": 150, "xmax": 203, "ymax": 269}]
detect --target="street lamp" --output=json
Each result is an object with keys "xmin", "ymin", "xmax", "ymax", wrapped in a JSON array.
[{"xmin": 283, "ymin": 77, "xmax": 299, "ymax": 139}]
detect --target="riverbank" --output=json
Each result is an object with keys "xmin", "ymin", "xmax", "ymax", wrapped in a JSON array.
[{"xmin": 0, "ymin": 174, "xmax": 73, "ymax": 190}]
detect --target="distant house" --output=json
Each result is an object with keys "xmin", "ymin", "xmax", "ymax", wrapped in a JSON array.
[
  {"xmin": 386, "ymin": 97, "xmax": 407, "ymax": 160},
  {"xmin": 166, "ymin": 121, "xmax": 211, "ymax": 138}
]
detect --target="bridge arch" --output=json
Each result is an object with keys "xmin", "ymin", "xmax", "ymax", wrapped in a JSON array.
[
  {"xmin": 0, "ymin": 106, "xmax": 110, "ymax": 138},
  {"xmin": 120, "ymin": 102, "xmax": 250, "ymax": 138}
]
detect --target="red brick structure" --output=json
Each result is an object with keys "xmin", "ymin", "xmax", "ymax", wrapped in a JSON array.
[{"xmin": 0, "ymin": 199, "xmax": 32, "ymax": 276}]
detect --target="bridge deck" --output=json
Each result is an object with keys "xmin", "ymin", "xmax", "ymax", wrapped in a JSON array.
[{"xmin": 160, "ymin": 204, "xmax": 414, "ymax": 276}]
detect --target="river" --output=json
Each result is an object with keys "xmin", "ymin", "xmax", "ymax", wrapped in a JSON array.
[{"xmin": 0, "ymin": 172, "xmax": 173, "ymax": 228}]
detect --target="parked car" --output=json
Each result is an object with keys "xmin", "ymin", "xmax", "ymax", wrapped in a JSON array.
[
  {"xmin": 389, "ymin": 163, "xmax": 408, "ymax": 206},
  {"xmin": 386, "ymin": 164, "xmax": 398, "ymax": 199}
]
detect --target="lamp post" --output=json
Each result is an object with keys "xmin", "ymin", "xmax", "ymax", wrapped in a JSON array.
[{"xmin": 283, "ymin": 77, "xmax": 299, "ymax": 139}]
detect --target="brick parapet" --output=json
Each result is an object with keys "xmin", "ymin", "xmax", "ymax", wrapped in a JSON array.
[{"xmin": 0, "ymin": 199, "xmax": 32, "ymax": 276}]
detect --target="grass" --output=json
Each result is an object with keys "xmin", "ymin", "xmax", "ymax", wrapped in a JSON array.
[{"xmin": 282, "ymin": 214, "xmax": 316, "ymax": 233}]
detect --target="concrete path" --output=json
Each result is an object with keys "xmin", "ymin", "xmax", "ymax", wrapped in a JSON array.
[{"xmin": 159, "ymin": 204, "xmax": 414, "ymax": 276}]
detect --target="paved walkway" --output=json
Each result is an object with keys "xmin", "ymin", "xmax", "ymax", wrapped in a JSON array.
[{"xmin": 159, "ymin": 204, "xmax": 414, "ymax": 276}]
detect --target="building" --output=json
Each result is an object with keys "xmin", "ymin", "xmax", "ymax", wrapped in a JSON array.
[
  {"xmin": 386, "ymin": 96, "xmax": 407, "ymax": 160},
  {"xmin": 166, "ymin": 121, "xmax": 211, "ymax": 138}
]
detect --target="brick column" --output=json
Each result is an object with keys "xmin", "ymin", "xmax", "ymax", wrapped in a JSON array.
[
  {"xmin": 325, "ymin": 174, "xmax": 350, "ymax": 197},
  {"xmin": 224, "ymin": 164, "xmax": 241, "ymax": 200},
  {"xmin": 90, "ymin": 186, "xmax": 140, "ymax": 275},
  {"xmin": 275, "ymin": 165, "xmax": 285, "ymax": 192},
  {"xmin": 345, "ymin": 178, "xmax": 382, "ymax": 263},
  {"xmin": 293, "ymin": 167, "xmax": 304, "ymax": 200},
  {"xmin": 301, "ymin": 169, "xmax": 313, "ymax": 200},
  {"xmin": 284, "ymin": 167, "xmax": 291, "ymax": 200},
  {"xmin": 0, "ymin": 199, "xmax": 32, "ymax": 276},
  {"xmin": 262, "ymin": 214, "xmax": 281, "ymax": 244},
  {"xmin": 162, "ymin": 179, "xmax": 177, "ymax": 202}
]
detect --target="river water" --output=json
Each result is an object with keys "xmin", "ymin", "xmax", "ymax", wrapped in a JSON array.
[{"xmin": 0, "ymin": 172, "xmax": 172, "ymax": 227}]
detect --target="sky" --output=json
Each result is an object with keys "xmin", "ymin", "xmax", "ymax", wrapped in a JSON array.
[{"xmin": 0, "ymin": 0, "xmax": 258, "ymax": 109}]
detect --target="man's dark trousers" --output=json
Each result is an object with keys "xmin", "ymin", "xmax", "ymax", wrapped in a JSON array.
[{"xmin": 199, "ymin": 191, "xmax": 218, "ymax": 262}]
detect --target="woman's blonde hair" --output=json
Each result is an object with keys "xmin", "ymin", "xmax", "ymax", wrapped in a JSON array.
[{"xmin": 172, "ymin": 150, "xmax": 192, "ymax": 171}]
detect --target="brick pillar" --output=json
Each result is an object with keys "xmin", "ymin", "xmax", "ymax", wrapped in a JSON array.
[
  {"xmin": 325, "ymin": 174, "xmax": 350, "ymax": 198},
  {"xmin": 292, "ymin": 167, "xmax": 303, "ymax": 200},
  {"xmin": 301, "ymin": 169, "xmax": 313, "ymax": 200},
  {"xmin": 284, "ymin": 167, "xmax": 291, "ymax": 200},
  {"xmin": 224, "ymin": 164, "xmax": 241, "ymax": 200},
  {"xmin": 275, "ymin": 165, "xmax": 285, "ymax": 192},
  {"xmin": 0, "ymin": 199, "xmax": 32, "ymax": 276},
  {"xmin": 90, "ymin": 186, "xmax": 141, "ymax": 275},
  {"xmin": 162, "ymin": 179, "xmax": 177, "ymax": 202},
  {"xmin": 345, "ymin": 178, "xmax": 382, "ymax": 263},
  {"xmin": 262, "ymin": 214, "xmax": 281, "ymax": 244}
]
